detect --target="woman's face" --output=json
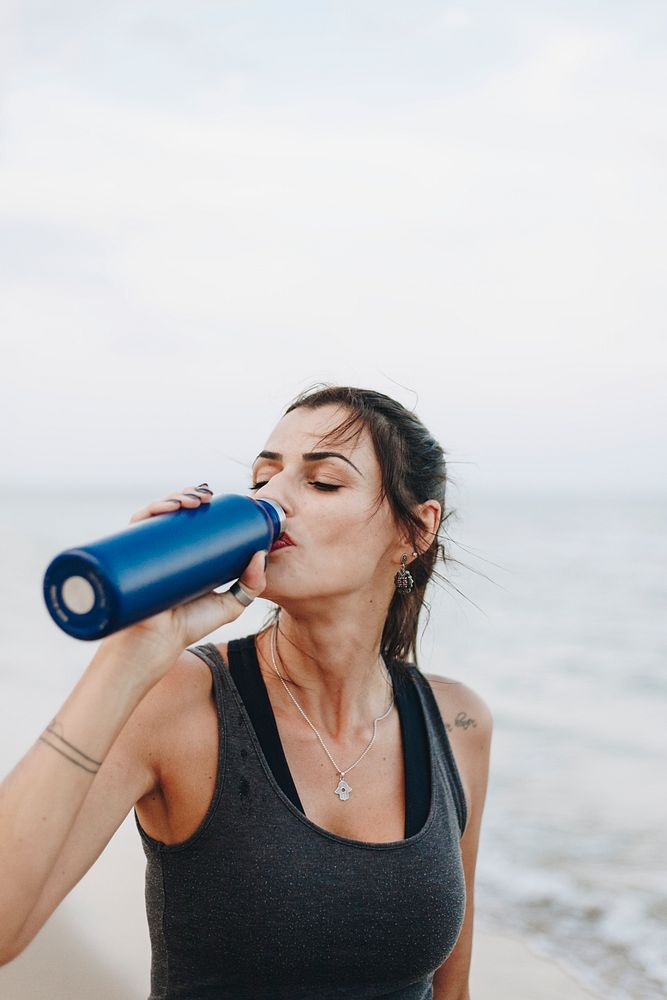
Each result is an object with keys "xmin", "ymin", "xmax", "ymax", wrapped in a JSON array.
[{"xmin": 249, "ymin": 404, "xmax": 402, "ymax": 607}]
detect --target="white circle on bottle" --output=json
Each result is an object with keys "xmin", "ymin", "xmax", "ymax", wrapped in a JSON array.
[{"xmin": 62, "ymin": 576, "xmax": 97, "ymax": 615}]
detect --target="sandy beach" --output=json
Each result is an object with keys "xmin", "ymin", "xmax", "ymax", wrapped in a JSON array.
[
  {"xmin": 0, "ymin": 918, "xmax": 602, "ymax": 999},
  {"xmin": 470, "ymin": 930, "xmax": 601, "ymax": 999}
]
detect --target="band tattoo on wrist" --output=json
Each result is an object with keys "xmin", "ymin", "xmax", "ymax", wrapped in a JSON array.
[
  {"xmin": 45, "ymin": 720, "xmax": 103, "ymax": 766},
  {"xmin": 38, "ymin": 717, "xmax": 103, "ymax": 774},
  {"xmin": 38, "ymin": 736, "xmax": 100, "ymax": 773}
]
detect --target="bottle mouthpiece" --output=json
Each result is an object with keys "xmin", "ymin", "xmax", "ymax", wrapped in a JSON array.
[{"xmin": 257, "ymin": 498, "xmax": 286, "ymax": 539}]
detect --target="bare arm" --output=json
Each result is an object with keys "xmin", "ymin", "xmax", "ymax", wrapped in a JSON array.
[
  {"xmin": 0, "ymin": 639, "xmax": 164, "ymax": 963},
  {"xmin": 0, "ymin": 484, "xmax": 267, "ymax": 965},
  {"xmin": 3, "ymin": 648, "xmax": 214, "ymax": 964},
  {"xmin": 427, "ymin": 677, "xmax": 493, "ymax": 1000}
]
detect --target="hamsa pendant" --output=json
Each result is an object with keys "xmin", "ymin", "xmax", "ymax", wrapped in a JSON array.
[{"xmin": 335, "ymin": 776, "xmax": 352, "ymax": 801}]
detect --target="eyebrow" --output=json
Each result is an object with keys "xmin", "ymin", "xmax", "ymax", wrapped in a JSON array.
[{"xmin": 252, "ymin": 450, "xmax": 363, "ymax": 477}]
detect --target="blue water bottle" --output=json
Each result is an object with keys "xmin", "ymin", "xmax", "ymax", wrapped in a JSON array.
[{"xmin": 42, "ymin": 494, "xmax": 285, "ymax": 640}]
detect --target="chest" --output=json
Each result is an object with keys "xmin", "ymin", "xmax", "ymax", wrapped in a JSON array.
[
  {"xmin": 137, "ymin": 688, "xmax": 409, "ymax": 846},
  {"xmin": 138, "ymin": 668, "xmax": 468, "ymax": 995},
  {"xmin": 272, "ymin": 708, "xmax": 408, "ymax": 842}
]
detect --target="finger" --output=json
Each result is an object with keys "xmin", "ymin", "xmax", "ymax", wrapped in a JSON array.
[
  {"xmin": 179, "ymin": 484, "xmax": 214, "ymax": 503},
  {"xmin": 228, "ymin": 581, "xmax": 255, "ymax": 607},
  {"xmin": 221, "ymin": 552, "xmax": 268, "ymax": 610},
  {"xmin": 128, "ymin": 485, "xmax": 213, "ymax": 523},
  {"xmin": 129, "ymin": 498, "xmax": 182, "ymax": 523},
  {"xmin": 174, "ymin": 488, "xmax": 207, "ymax": 507},
  {"xmin": 176, "ymin": 551, "xmax": 268, "ymax": 645},
  {"xmin": 237, "ymin": 549, "xmax": 269, "ymax": 593}
]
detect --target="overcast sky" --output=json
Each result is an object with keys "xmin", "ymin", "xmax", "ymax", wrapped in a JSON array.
[{"xmin": 1, "ymin": 1, "xmax": 665, "ymax": 496}]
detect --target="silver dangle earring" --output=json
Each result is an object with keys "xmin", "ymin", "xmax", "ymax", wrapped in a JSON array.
[{"xmin": 394, "ymin": 552, "xmax": 417, "ymax": 593}]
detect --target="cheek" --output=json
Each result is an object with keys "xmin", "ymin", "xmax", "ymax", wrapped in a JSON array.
[
  {"xmin": 313, "ymin": 499, "xmax": 370, "ymax": 536},
  {"xmin": 315, "ymin": 509, "xmax": 389, "ymax": 560},
  {"xmin": 304, "ymin": 490, "xmax": 391, "ymax": 552}
]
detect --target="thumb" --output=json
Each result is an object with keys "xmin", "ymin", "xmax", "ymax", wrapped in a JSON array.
[
  {"xmin": 234, "ymin": 549, "xmax": 268, "ymax": 602},
  {"xmin": 175, "ymin": 550, "xmax": 270, "ymax": 647}
]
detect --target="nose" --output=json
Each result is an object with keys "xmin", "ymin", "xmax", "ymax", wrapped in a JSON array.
[{"xmin": 252, "ymin": 477, "xmax": 293, "ymax": 520}]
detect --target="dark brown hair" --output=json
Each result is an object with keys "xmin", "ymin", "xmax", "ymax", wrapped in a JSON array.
[{"xmin": 260, "ymin": 384, "xmax": 459, "ymax": 673}]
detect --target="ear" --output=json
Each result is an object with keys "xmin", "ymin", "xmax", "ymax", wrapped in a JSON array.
[
  {"xmin": 396, "ymin": 500, "xmax": 441, "ymax": 562},
  {"xmin": 415, "ymin": 499, "xmax": 441, "ymax": 554}
]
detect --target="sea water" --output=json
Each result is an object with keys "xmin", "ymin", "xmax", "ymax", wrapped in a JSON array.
[{"xmin": 428, "ymin": 489, "xmax": 667, "ymax": 1000}]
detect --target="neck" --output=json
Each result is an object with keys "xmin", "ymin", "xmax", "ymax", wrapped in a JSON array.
[{"xmin": 256, "ymin": 612, "xmax": 394, "ymax": 741}]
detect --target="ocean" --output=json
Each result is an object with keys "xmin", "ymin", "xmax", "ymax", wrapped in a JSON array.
[
  {"xmin": 0, "ymin": 487, "xmax": 665, "ymax": 999},
  {"xmin": 434, "ymin": 489, "xmax": 667, "ymax": 1000}
]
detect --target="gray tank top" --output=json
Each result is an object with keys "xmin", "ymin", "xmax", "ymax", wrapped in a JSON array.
[{"xmin": 134, "ymin": 638, "xmax": 468, "ymax": 1000}]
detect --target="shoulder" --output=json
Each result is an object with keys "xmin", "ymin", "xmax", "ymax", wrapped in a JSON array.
[
  {"xmin": 422, "ymin": 671, "xmax": 493, "ymax": 833},
  {"xmin": 425, "ymin": 674, "xmax": 493, "ymax": 995},
  {"xmin": 157, "ymin": 645, "xmax": 219, "ymax": 707},
  {"xmin": 423, "ymin": 672, "xmax": 494, "ymax": 740},
  {"xmin": 156, "ymin": 641, "xmax": 234, "ymax": 721},
  {"xmin": 133, "ymin": 647, "xmax": 221, "ymax": 764}
]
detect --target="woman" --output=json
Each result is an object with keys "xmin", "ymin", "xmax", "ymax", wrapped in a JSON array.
[{"xmin": 0, "ymin": 385, "xmax": 492, "ymax": 999}]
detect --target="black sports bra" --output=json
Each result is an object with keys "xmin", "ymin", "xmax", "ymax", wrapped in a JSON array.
[{"xmin": 227, "ymin": 634, "xmax": 431, "ymax": 838}]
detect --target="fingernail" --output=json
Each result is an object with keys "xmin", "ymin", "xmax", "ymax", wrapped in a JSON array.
[
  {"xmin": 197, "ymin": 482, "xmax": 209, "ymax": 488},
  {"xmin": 194, "ymin": 487, "xmax": 213, "ymax": 495},
  {"xmin": 165, "ymin": 499, "xmax": 182, "ymax": 505},
  {"xmin": 183, "ymin": 493, "xmax": 200, "ymax": 499}
]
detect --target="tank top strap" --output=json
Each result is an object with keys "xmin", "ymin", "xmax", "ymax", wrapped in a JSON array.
[
  {"xmin": 225, "ymin": 634, "xmax": 305, "ymax": 812},
  {"xmin": 188, "ymin": 637, "xmax": 305, "ymax": 794},
  {"xmin": 186, "ymin": 639, "xmax": 264, "ymax": 779},
  {"xmin": 186, "ymin": 639, "xmax": 231, "ymax": 708},
  {"xmin": 406, "ymin": 666, "xmax": 468, "ymax": 837}
]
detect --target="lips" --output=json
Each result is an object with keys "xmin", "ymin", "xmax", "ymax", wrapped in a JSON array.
[{"xmin": 270, "ymin": 533, "xmax": 295, "ymax": 551}]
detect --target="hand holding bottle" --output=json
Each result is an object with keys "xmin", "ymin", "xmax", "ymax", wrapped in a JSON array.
[{"xmin": 96, "ymin": 484, "xmax": 269, "ymax": 683}]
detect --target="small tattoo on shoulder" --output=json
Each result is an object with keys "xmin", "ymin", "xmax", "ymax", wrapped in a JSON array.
[{"xmin": 444, "ymin": 712, "xmax": 477, "ymax": 733}]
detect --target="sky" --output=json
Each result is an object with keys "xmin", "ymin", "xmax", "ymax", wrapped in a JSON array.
[{"xmin": 1, "ymin": 0, "xmax": 665, "ymax": 496}]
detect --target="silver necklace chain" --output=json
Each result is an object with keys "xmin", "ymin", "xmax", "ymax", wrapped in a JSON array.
[{"xmin": 269, "ymin": 621, "xmax": 394, "ymax": 801}]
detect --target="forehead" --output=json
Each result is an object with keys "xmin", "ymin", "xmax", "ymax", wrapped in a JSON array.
[{"xmin": 262, "ymin": 404, "xmax": 376, "ymax": 465}]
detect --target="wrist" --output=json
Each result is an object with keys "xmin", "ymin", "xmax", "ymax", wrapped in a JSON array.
[{"xmin": 91, "ymin": 633, "xmax": 180, "ymax": 696}]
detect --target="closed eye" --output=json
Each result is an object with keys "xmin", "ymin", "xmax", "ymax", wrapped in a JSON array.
[{"xmin": 249, "ymin": 481, "xmax": 341, "ymax": 492}]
